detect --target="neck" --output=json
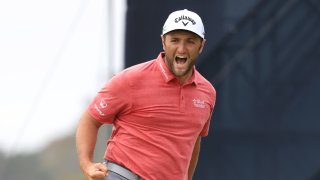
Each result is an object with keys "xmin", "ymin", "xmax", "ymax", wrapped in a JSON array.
[{"xmin": 178, "ymin": 69, "xmax": 193, "ymax": 85}]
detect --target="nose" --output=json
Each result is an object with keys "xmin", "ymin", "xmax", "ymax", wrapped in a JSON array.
[{"xmin": 177, "ymin": 41, "xmax": 187, "ymax": 54}]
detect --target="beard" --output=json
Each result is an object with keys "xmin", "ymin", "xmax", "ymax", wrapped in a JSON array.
[{"xmin": 165, "ymin": 56, "xmax": 195, "ymax": 78}]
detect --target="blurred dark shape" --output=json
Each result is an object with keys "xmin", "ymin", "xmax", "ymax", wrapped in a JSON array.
[{"xmin": 125, "ymin": 0, "xmax": 320, "ymax": 179}]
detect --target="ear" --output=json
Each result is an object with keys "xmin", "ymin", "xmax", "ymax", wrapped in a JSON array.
[
  {"xmin": 161, "ymin": 35, "xmax": 166, "ymax": 51},
  {"xmin": 199, "ymin": 39, "xmax": 206, "ymax": 54}
]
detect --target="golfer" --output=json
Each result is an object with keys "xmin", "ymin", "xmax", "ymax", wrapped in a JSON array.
[{"xmin": 76, "ymin": 9, "xmax": 216, "ymax": 180}]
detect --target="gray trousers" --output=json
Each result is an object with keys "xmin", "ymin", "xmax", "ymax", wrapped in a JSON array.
[{"xmin": 104, "ymin": 171, "xmax": 129, "ymax": 180}]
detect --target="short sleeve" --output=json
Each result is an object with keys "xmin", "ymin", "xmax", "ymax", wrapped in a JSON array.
[
  {"xmin": 199, "ymin": 87, "xmax": 216, "ymax": 137},
  {"xmin": 87, "ymin": 73, "xmax": 131, "ymax": 124},
  {"xmin": 199, "ymin": 112, "xmax": 212, "ymax": 137}
]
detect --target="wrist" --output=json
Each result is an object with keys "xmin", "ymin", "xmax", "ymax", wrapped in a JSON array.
[{"xmin": 80, "ymin": 159, "xmax": 93, "ymax": 173}]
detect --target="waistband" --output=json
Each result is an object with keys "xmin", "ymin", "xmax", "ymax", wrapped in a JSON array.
[{"xmin": 104, "ymin": 160, "xmax": 142, "ymax": 180}]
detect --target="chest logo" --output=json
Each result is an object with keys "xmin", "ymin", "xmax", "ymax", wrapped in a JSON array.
[{"xmin": 193, "ymin": 98, "xmax": 205, "ymax": 108}]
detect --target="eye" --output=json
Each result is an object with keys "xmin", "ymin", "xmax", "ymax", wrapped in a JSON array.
[
  {"xmin": 170, "ymin": 39, "xmax": 179, "ymax": 43},
  {"xmin": 187, "ymin": 39, "xmax": 195, "ymax": 44}
]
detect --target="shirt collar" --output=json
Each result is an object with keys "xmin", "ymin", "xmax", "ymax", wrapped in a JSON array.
[{"xmin": 156, "ymin": 52, "xmax": 198, "ymax": 86}]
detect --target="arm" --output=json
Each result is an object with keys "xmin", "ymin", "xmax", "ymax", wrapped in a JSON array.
[
  {"xmin": 76, "ymin": 111, "xmax": 108, "ymax": 179},
  {"xmin": 188, "ymin": 136, "xmax": 201, "ymax": 180}
]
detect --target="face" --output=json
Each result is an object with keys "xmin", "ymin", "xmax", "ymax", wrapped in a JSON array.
[{"xmin": 161, "ymin": 30, "xmax": 205, "ymax": 83}]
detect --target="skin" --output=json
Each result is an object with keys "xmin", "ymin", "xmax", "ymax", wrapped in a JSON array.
[
  {"xmin": 76, "ymin": 30, "xmax": 206, "ymax": 180},
  {"xmin": 76, "ymin": 111, "xmax": 107, "ymax": 180}
]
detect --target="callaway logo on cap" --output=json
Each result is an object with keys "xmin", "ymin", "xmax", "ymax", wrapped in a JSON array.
[{"xmin": 162, "ymin": 9, "xmax": 205, "ymax": 39}]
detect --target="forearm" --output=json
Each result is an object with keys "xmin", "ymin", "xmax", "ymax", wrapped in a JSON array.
[
  {"xmin": 188, "ymin": 137, "xmax": 201, "ymax": 180},
  {"xmin": 76, "ymin": 111, "xmax": 102, "ymax": 171}
]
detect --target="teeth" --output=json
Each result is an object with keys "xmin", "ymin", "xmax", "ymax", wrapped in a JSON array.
[{"xmin": 177, "ymin": 55, "xmax": 187, "ymax": 58}]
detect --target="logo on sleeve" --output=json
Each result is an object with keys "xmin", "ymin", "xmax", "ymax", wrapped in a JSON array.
[
  {"xmin": 94, "ymin": 98, "xmax": 108, "ymax": 116},
  {"xmin": 99, "ymin": 98, "xmax": 108, "ymax": 109}
]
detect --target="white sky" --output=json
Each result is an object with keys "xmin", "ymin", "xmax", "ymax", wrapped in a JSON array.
[{"xmin": 0, "ymin": 0, "xmax": 126, "ymax": 155}]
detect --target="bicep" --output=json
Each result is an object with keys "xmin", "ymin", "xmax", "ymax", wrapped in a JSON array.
[{"xmin": 78, "ymin": 111, "xmax": 103, "ymax": 131}]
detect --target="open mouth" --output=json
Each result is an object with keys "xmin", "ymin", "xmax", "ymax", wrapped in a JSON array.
[{"xmin": 175, "ymin": 56, "xmax": 187, "ymax": 65}]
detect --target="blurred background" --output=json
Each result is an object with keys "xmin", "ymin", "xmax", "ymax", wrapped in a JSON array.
[{"xmin": 1, "ymin": 0, "xmax": 320, "ymax": 179}]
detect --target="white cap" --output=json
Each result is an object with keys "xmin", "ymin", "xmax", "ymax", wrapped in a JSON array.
[{"xmin": 162, "ymin": 9, "xmax": 205, "ymax": 39}]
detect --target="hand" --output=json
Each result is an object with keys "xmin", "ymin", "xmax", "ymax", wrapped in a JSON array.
[{"xmin": 83, "ymin": 162, "xmax": 108, "ymax": 180}]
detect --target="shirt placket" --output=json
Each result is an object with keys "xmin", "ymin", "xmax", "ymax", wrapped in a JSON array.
[{"xmin": 179, "ymin": 86, "xmax": 186, "ymax": 112}]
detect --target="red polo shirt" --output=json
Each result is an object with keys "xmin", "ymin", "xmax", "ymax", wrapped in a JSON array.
[{"xmin": 88, "ymin": 52, "xmax": 216, "ymax": 180}]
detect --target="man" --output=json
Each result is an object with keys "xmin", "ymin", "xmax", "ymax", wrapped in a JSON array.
[{"xmin": 76, "ymin": 9, "xmax": 216, "ymax": 180}]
